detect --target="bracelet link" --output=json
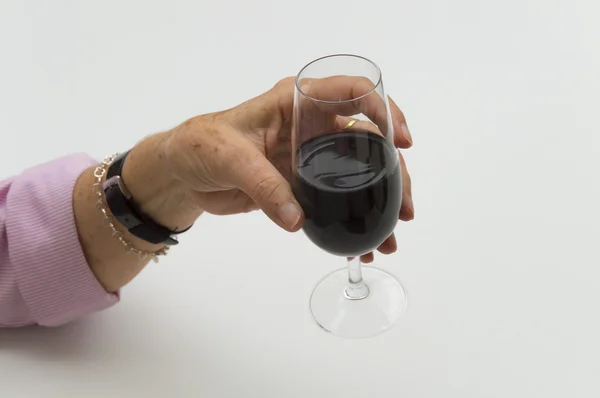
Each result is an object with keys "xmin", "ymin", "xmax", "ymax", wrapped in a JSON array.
[{"xmin": 93, "ymin": 153, "xmax": 169, "ymax": 262}]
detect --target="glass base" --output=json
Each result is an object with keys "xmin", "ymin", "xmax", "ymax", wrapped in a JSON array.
[{"xmin": 310, "ymin": 266, "xmax": 407, "ymax": 338}]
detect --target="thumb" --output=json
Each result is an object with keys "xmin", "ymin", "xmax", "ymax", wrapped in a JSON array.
[{"xmin": 228, "ymin": 147, "xmax": 303, "ymax": 232}]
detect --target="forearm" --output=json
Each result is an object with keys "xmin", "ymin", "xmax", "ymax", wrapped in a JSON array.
[{"xmin": 74, "ymin": 132, "xmax": 203, "ymax": 293}]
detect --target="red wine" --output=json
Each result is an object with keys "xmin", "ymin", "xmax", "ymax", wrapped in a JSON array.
[{"xmin": 293, "ymin": 129, "xmax": 401, "ymax": 257}]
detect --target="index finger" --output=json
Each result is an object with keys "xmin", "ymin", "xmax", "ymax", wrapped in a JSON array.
[{"xmin": 297, "ymin": 76, "xmax": 412, "ymax": 148}]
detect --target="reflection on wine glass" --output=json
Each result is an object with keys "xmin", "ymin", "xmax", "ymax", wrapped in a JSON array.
[{"xmin": 291, "ymin": 54, "xmax": 407, "ymax": 338}]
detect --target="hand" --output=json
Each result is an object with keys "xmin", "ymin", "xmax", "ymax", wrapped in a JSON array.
[{"xmin": 130, "ymin": 77, "xmax": 414, "ymax": 263}]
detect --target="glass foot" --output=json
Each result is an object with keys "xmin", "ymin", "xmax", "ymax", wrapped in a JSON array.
[{"xmin": 310, "ymin": 266, "xmax": 407, "ymax": 338}]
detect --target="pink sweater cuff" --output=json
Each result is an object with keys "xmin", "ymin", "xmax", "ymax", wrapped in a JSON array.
[{"xmin": 6, "ymin": 154, "xmax": 119, "ymax": 326}]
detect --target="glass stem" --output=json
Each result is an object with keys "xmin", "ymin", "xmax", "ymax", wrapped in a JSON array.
[{"xmin": 345, "ymin": 256, "xmax": 370, "ymax": 300}]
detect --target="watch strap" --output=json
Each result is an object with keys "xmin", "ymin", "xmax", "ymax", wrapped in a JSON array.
[{"xmin": 103, "ymin": 151, "xmax": 188, "ymax": 246}]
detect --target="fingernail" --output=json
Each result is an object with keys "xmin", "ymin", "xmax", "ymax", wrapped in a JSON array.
[
  {"xmin": 278, "ymin": 202, "xmax": 302, "ymax": 229},
  {"xmin": 401, "ymin": 123, "xmax": 413, "ymax": 145}
]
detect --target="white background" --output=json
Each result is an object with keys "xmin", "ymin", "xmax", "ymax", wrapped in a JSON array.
[{"xmin": 1, "ymin": 0, "xmax": 599, "ymax": 397}]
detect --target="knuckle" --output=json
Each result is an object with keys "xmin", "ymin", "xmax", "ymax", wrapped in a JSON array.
[
  {"xmin": 275, "ymin": 76, "xmax": 295, "ymax": 89},
  {"xmin": 358, "ymin": 75, "xmax": 373, "ymax": 85},
  {"xmin": 354, "ymin": 76, "xmax": 375, "ymax": 94},
  {"xmin": 251, "ymin": 173, "xmax": 281, "ymax": 201},
  {"xmin": 402, "ymin": 165, "xmax": 412, "ymax": 183}
]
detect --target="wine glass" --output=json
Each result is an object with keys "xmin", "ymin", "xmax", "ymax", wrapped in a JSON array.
[{"xmin": 291, "ymin": 54, "xmax": 407, "ymax": 338}]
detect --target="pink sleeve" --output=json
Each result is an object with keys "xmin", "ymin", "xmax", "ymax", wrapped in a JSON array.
[{"xmin": 0, "ymin": 154, "xmax": 119, "ymax": 327}]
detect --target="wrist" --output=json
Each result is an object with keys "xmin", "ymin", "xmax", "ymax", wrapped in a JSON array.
[{"xmin": 121, "ymin": 132, "xmax": 203, "ymax": 232}]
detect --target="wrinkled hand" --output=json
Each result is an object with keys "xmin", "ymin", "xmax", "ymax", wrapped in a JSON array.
[{"xmin": 164, "ymin": 77, "xmax": 414, "ymax": 262}]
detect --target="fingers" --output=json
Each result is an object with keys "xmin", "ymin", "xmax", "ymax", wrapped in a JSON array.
[
  {"xmin": 398, "ymin": 150, "xmax": 414, "ymax": 221},
  {"xmin": 297, "ymin": 76, "xmax": 390, "ymax": 136},
  {"xmin": 360, "ymin": 252, "xmax": 374, "ymax": 263},
  {"xmin": 226, "ymin": 142, "xmax": 304, "ymax": 232},
  {"xmin": 388, "ymin": 96, "xmax": 412, "ymax": 148},
  {"xmin": 377, "ymin": 234, "xmax": 397, "ymax": 254},
  {"xmin": 296, "ymin": 76, "xmax": 412, "ymax": 149},
  {"xmin": 359, "ymin": 152, "xmax": 412, "ymax": 262},
  {"xmin": 170, "ymin": 116, "xmax": 304, "ymax": 232},
  {"xmin": 361, "ymin": 234, "xmax": 397, "ymax": 262},
  {"xmin": 335, "ymin": 116, "xmax": 382, "ymax": 136},
  {"xmin": 331, "ymin": 119, "xmax": 414, "ymax": 222}
]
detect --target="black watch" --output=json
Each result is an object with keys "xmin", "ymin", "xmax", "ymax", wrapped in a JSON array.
[{"xmin": 102, "ymin": 151, "xmax": 189, "ymax": 246}]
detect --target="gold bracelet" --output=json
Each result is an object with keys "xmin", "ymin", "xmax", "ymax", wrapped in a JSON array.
[{"xmin": 92, "ymin": 153, "xmax": 169, "ymax": 263}]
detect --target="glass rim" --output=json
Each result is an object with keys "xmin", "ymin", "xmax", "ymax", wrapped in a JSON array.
[{"xmin": 295, "ymin": 53, "xmax": 383, "ymax": 105}]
